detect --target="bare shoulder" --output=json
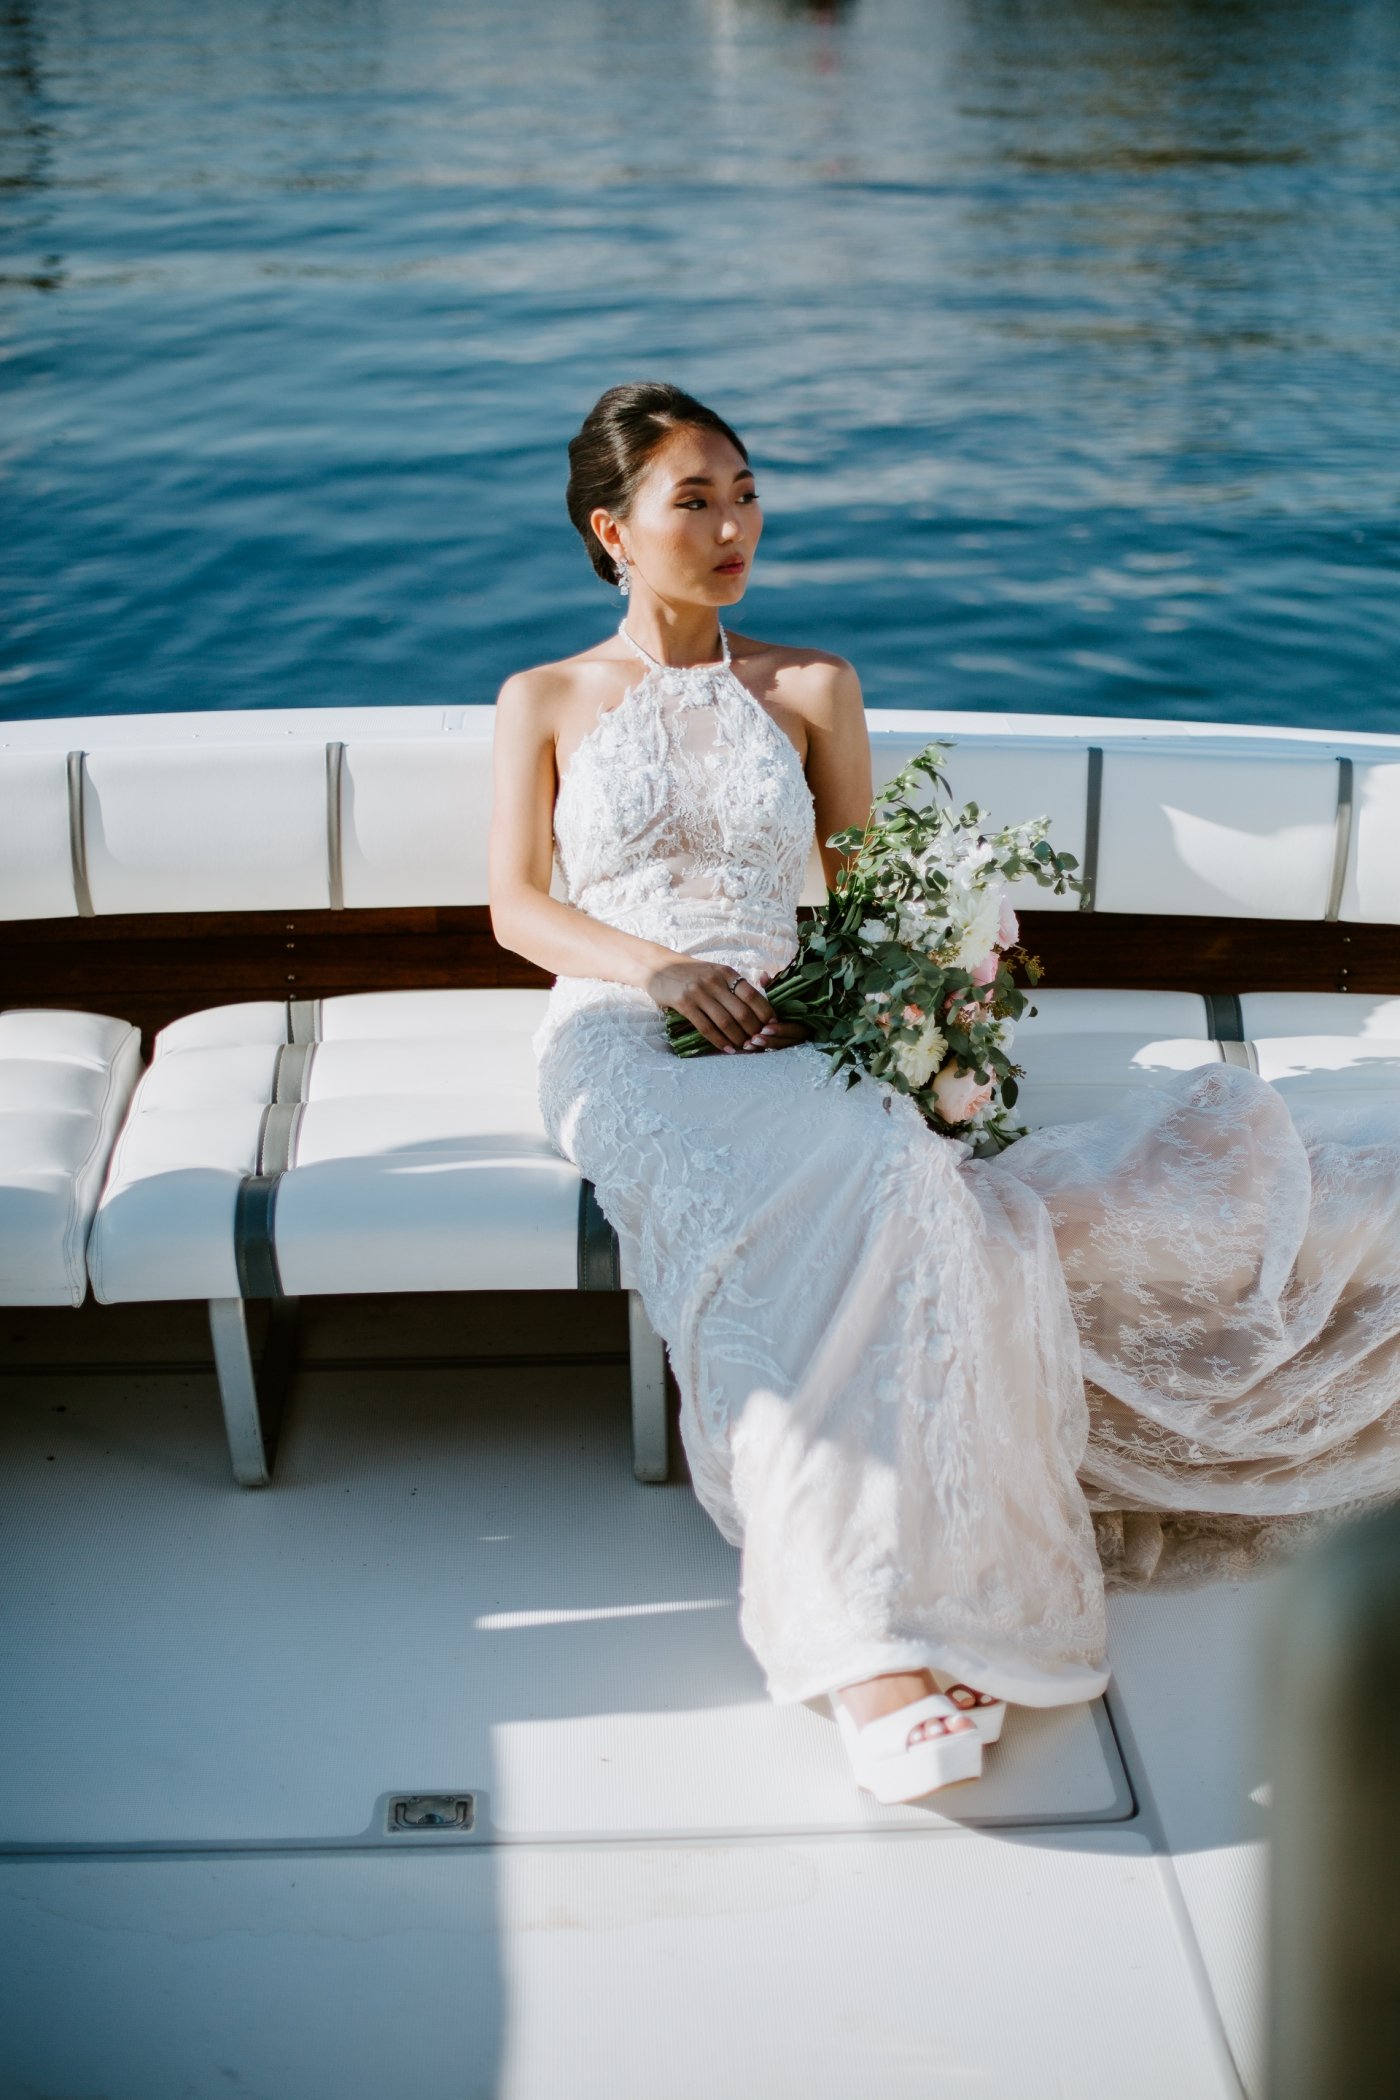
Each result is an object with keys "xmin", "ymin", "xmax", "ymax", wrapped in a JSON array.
[
  {"xmin": 495, "ymin": 640, "xmax": 614, "ymax": 707},
  {"xmin": 494, "ymin": 640, "xmax": 623, "ymax": 734},
  {"xmin": 728, "ymin": 632, "xmax": 863, "ymax": 728}
]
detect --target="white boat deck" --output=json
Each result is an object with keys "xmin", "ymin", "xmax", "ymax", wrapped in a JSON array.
[{"xmin": 0, "ymin": 1293, "xmax": 1273, "ymax": 2098}]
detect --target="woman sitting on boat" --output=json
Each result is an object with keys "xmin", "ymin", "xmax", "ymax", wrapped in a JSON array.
[{"xmin": 488, "ymin": 379, "xmax": 1400, "ymax": 1806}]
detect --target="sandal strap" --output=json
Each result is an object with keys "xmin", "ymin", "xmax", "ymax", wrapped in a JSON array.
[{"xmin": 855, "ymin": 1690, "xmax": 963, "ymax": 1762}]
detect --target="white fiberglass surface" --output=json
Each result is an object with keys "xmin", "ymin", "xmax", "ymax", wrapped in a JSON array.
[
  {"xmin": 1106, "ymin": 1578, "xmax": 1283, "ymax": 2099},
  {"xmin": 0, "ymin": 1834, "xmax": 1240, "ymax": 2100},
  {"xmin": 0, "ymin": 1293, "xmax": 1272, "ymax": 2099},
  {"xmin": 0, "ymin": 1297, "xmax": 1125, "ymax": 1846}
]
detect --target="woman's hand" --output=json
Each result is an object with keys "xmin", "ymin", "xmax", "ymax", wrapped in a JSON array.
[
  {"xmin": 745, "ymin": 970, "xmax": 812, "ymax": 1051},
  {"xmin": 644, "ymin": 959, "xmax": 810, "ymax": 1054}
]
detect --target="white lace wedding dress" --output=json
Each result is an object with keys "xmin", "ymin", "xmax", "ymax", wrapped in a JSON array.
[{"xmin": 530, "ymin": 619, "xmax": 1400, "ymax": 1710}]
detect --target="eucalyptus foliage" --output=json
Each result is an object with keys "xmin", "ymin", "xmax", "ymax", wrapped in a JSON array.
[{"xmin": 664, "ymin": 741, "xmax": 1082, "ymax": 1149}]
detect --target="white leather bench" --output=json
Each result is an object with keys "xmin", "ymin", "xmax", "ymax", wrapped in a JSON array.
[
  {"xmin": 1016, "ymin": 989, "xmax": 1400, "ymax": 1138},
  {"xmin": 84, "ymin": 988, "xmax": 666, "ymax": 1489},
  {"xmin": 0, "ymin": 1008, "xmax": 143, "ymax": 1308},
  {"xmin": 79, "ymin": 976, "xmax": 1400, "ymax": 1491},
  {"xmin": 7, "ymin": 705, "xmax": 1400, "ymax": 1489}
]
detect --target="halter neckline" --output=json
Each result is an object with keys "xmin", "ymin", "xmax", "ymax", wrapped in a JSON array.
[{"xmin": 617, "ymin": 618, "xmax": 731, "ymax": 675}]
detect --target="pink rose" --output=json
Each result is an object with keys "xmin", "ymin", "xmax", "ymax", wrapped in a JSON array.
[
  {"xmin": 931, "ymin": 1062, "xmax": 996, "ymax": 1125},
  {"xmin": 968, "ymin": 952, "xmax": 998, "ymax": 987},
  {"xmin": 997, "ymin": 895, "xmax": 1019, "ymax": 949}
]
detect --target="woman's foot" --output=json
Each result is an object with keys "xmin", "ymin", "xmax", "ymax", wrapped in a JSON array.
[
  {"xmin": 834, "ymin": 1668, "xmax": 979, "ymax": 1751},
  {"xmin": 830, "ymin": 1670, "xmax": 984, "ymax": 1803},
  {"xmin": 935, "ymin": 1675, "xmax": 1007, "ymax": 1745}
]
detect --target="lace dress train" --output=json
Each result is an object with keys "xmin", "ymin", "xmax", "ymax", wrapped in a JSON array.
[{"xmin": 530, "ymin": 623, "xmax": 1400, "ymax": 1708}]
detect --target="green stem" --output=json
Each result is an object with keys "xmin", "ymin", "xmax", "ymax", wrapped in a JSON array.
[{"xmin": 665, "ymin": 974, "xmax": 832, "ymax": 1057}]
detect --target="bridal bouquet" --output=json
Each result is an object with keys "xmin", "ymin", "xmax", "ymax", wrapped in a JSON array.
[{"xmin": 664, "ymin": 742, "xmax": 1083, "ymax": 1149}]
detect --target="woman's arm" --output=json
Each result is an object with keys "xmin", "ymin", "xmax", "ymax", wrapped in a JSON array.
[
  {"xmin": 487, "ymin": 671, "xmax": 777, "ymax": 1053},
  {"xmin": 800, "ymin": 655, "xmax": 875, "ymax": 890},
  {"xmin": 487, "ymin": 670, "xmax": 679, "ymax": 988},
  {"xmin": 722, "ymin": 653, "xmax": 873, "ymax": 1055}
]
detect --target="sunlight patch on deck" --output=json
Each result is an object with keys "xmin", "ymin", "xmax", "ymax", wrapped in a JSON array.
[{"xmin": 476, "ymin": 1599, "xmax": 730, "ymax": 1627}]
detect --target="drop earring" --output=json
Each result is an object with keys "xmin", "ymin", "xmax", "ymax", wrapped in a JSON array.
[{"xmin": 615, "ymin": 554, "xmax": 630, "ymax": 598}]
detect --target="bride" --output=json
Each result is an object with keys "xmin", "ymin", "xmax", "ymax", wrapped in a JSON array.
[{"xmin": 487, "ymin": 379, "xmax": 1400, "ymax": 1806}]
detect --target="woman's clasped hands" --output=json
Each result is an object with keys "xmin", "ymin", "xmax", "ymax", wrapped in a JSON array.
[{"xmin": 646, "ymin": 958, "xmax": 812, "ymax": 1055}]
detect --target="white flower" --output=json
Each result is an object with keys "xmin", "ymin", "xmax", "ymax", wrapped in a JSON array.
[
  {"xmin": 859, "ymin": 917, "xmax": 893, "ymax": 944},
  {"xmin": 953, "ymin": 883, "xmax": 1005, "ymax": 969},
  {"xmin": 892, "ymin": 1021, "xmax": 948, "ymax": 1090},
  {"xmin": 894, "ymin": 898, "xmax": 940, "ymax": 946}
]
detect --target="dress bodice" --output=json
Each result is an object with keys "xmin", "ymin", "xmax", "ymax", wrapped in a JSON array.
[{"xmin": 551, "ymin": 620, "xmax": 817, "ymax": 986}]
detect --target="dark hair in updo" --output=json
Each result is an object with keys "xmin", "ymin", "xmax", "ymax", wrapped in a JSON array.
[{"xmin": 566, "ymin": 380, "xmax": 750, "ymax": 587}]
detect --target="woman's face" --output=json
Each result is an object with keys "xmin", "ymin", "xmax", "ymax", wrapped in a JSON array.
[{"xmin": 594, "ymin": 424, "xmax": 762, "ymax": 608}]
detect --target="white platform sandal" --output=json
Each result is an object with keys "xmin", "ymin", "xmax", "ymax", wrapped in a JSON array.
[
  {"xmin": 832, "ymin": 1690, "xmax": 984, "ymax": 1805},
  {"xmin": 933, "ymin": 1674, "xmax": 1007, "ymax": 1745}
]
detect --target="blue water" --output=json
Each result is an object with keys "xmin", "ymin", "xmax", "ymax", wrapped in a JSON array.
[{"xmin": 3, "ymin": 0, "xmax": 1398, "ymax": 731}]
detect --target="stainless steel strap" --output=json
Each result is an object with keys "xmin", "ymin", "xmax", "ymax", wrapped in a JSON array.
[
  {"xmin": 236, "ymin": 1028, "xmax": 318, "ymax": 1299},
  {"xmin": 1077, "ymin": 746, "xmax": 1103, "ymax": 911},
  {"xmin": 66, "ymin": 750, "xmax": 95, "ymax": 917},
  {"xmin": 1204, "ymin": 992, "xmax": 1258, "ymax": 1070},
  {"xmin": 326, "ymin": 740, "xmax": 345, "ymax": 910},
  {"xmin": 577, "ymin": 1178, "xmax": 621, "ymax": 1291},
  {"xmin": 1325, "ymin": 756, "xmax": 1354, "ymax": 923}
]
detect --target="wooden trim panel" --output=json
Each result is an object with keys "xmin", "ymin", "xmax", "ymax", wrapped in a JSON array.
[{"xmin": 3, "ymin": 905, "xmax": 1398, "ymax": 1056}]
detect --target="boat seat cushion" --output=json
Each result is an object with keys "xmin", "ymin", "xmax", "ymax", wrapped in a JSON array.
[
  {"xmin": 84, "ymin": 985, "xmax": 1400, "ymax": 1308},
  {"xmin": 1017, "ymin": 991, "xmax": 1400, "ymax": 1135},
  {"xmin": 13, "ymin": 725, "xmax": 1400, "ymax": 925},
  {"xmin": 88, "ymin": 989, "xmax": 580, "ymax": 1304},
  {"xmin": 0, "ymin": 1009, "xmax": 145, "ymax": 1306}
]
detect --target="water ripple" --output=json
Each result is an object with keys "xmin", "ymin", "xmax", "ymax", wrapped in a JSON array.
[{"xmin": 2, "ymin": 0, "xmax": 1398, "ymax": 732}]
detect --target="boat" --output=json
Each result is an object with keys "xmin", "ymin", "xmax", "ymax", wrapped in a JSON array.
[{"xmin": 3, "ymin": 692, "xmax": 1398, "ymax": 2098}]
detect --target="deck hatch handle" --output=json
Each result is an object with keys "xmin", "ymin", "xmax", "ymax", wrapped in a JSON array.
[{"xmin": 389, "ymin": 1794, "xmax": 476, "ymax": 1833}]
